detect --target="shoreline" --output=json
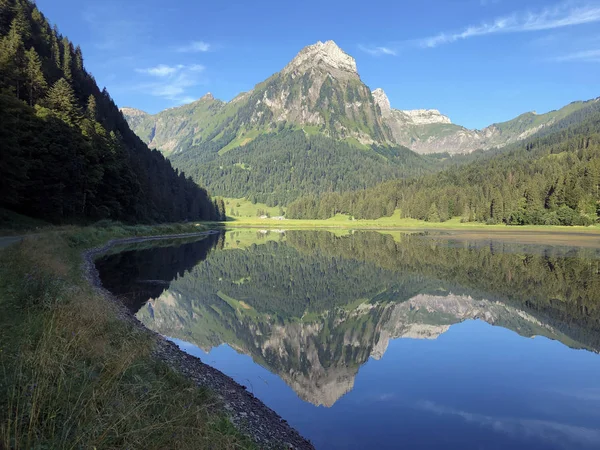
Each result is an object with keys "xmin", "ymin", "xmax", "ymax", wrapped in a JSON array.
[
  {"xmin": 81, "ymin": 231, "xmax": 314, "ymax": 450},
  {"xmin": 224, "ymin": 220, "xmax": 600, "ymax": 234}
]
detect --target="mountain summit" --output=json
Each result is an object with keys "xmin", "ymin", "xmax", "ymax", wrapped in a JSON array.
[{"xmin": 283, "ymin": 40, "xmax": 358, "ymax": 76}]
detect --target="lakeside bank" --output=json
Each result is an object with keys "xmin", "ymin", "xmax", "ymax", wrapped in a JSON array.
[{"xmin": 0, "ymin": 223, "xmax": 313, "ymax": 449}]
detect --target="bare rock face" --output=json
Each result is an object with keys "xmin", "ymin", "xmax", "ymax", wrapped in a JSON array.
[
  {"xmin": 283, "ymin": 40, "xmax": 357, "ymax": 76},
  {"xmin": 401, "ymin": 109, "xmax": 452, "ymax": 125},
  {"xmin": 372, "ymin": 88, "xmax": 391, "ymax": 117}
]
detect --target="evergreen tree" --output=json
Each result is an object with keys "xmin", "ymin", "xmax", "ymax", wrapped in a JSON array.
[
  {"xmin": 45, "ymin": 77, "xmax": 80, "ymax": 125},
  {"xmin": 0, "ymin": 18, "xmax": 25, "ymax": 96},
  {"xmin": 61, "ymin": 36, "xmax": 71, "ymax": 80},
  {"xmin": 74, "ymin": 44, "xmax": 83, "ymax": 71},
  {"xmin": 50, "ymin": 31, "xmax": 60, "ymax": 67},
  {"xmin": 427, "ymin": 203, "xmax": 440, "ymax": 222},
  {"xmin": 218, "ymin": 198, "xmax": 227, "ymax": 221},
  {"xmin": 86, "ymin": 94, "xmax": 96, "ymax": 120},
  {"xmin": 24, "ymin": 46, "xmax": 46, "ymax": 105}
]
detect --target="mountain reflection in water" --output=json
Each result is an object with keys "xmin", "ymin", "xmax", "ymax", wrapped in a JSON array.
[{"xmin": 96, "ymin": 229, "xmax": 600, "ymax": 450}]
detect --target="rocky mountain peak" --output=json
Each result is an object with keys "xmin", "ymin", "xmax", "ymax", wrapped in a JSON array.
[
  {"xmin": 283, "ymin": 40, "xmax": 357, "ymax": 76},
  {"xmin": 199, "ymin": 92, "xmax": 214, "ymax": 101},
  {"xmin": 120, "ymin": 107, "xmax": 147, "ymax": 117},
  {"xmin": 400, "ymin": 108, "xmax": 452, "ymax": 125},
  {"xmin": 372, "ymin": 88, "xmax": 391, "ymax": 117}
]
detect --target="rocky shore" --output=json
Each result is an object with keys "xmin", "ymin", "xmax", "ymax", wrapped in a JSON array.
[{"xmin": 82, "ymin": 231, "xmax": 315, "ymax": 450}]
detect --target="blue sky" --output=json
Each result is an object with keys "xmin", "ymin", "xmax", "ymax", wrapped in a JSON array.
[{"xmin": 37, "ymin": 0, "xmax": 600, "ymax": 129}]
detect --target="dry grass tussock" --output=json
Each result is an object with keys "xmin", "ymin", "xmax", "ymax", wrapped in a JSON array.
[{"xmin": 0, "ymin": 229, "xmax": 254, "ymax": 449}]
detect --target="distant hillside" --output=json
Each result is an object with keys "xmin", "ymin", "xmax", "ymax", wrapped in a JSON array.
[
  {"xmin": 372, "ymin": 87, "xmax": 600, "ymax": 154},
  {"xmin": 0, "ymin": 0, "xmax": 222, "ymax": 223},
  {"xmin": 287, "ymin": 105, "xmax": 600, "ymax": 225}
]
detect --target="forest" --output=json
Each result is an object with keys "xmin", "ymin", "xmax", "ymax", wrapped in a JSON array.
[
  {"xmin": 0, "ymin": 0, "xmax": 225, "ymax": 223},
  {"xmin": 287, "ymin": 107, "xmax": 600, "ymax": 225},
  {"xmin": 171, "ymin": 129, "xmax": 435, "ymax": 206}
]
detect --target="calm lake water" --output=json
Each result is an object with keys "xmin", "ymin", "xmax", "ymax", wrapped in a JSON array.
[{"xmin": 96, "ymin": 229, "xmax": 600, "ymax": 449}]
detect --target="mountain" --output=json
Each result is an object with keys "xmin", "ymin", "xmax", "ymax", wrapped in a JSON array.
[
  {"xmin": 124, "ymin": 41, "xmax": 391, "ymax": 155},
  {"xmin": 98, "ymin": 229, "xmax": 599, "ymax": 407},
  {"xmin": 372, "ymin": 87, "xmax": 600, "ymax": 154},
  {"xmin": 288, "ymin": 102, "xmax": 600, "ymax": 223},
  {"xmin": 138, "ymin": 289, "xmax": 580, "ymax": 407},
  {"xmin": 122, "ymin": 41, "xmax": 600, "ymax": 162},
  {"xmin": 0, "ymin": 0, "xmax": 221, "ymax": 223},
  {"xmin": 121, "ymin": 40, "xmax": 600, "ymax": 205},
  {"xmin": 121, "ymin": 41, "xmax": 440, "ymax": 205}
]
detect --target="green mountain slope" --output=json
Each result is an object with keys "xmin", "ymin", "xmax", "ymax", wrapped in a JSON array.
[
  {"xmin": 288, "ymin": 104, "xmax": 600, "ymax": 224},
  {"xmin": 122, "ymin": 41, "xmax": 439, "ymax": 205},
  {"xmin": 171, "ymin": 129, "xmax": 433, "ymax": 205},
  {"xmin": 0, "ymin": 0, "xmax": 220, "ymax": 222}
]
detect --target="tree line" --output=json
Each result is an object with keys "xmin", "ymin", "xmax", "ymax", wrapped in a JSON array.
[
  {"xmin": 0, "ymin": 0, "xmax": 224, "ymax": 223},
  {"xmin": 287, "ymin": 108, "xmax": 600, "ymax": 225}
]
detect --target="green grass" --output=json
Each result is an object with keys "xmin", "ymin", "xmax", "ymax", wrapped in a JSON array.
[
  {"xmin": 0, "ymin": 224, "xmax": 255, "ymax": 449},
  {"xmin": 225, "ymin": 209, "xmax": 600, "ymax": 234},
  {"xmin": 218, "ymin": 130, "xmax": 262, "ymax": 155},
  {"xmin": 222, "ymin": 228, "xmax": 285, "ymax": 250},
  {"xmin": 223, "ymin": 197, "xmax": 284, "ymax": 219}
]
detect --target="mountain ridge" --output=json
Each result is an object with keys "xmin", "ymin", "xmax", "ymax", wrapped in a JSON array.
[{"xmin": 122, "ymin": 39, "xmax": 598, "ymax": 156}]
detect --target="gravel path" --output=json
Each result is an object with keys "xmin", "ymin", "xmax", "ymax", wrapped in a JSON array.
[{"xmin": 82, "ymin": 231, "xmax": 315, "ymax": 450}]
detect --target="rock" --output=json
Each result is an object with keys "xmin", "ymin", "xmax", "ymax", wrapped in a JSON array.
[{"xmin": 283, "ymin": 40, "xmax": 357, "ymax": 76}]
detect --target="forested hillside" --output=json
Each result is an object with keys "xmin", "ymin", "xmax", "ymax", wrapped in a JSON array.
[
  {"xmin": 172, "ymin": 129, "xmax": 434, "ymax": 205},
  {"xmin": 288, "ymin": 107, "xmax": 600, "ymax": 225},
  {"xmin": 0, "ymin": 0, "xmax": 224, "ymax": 223}
]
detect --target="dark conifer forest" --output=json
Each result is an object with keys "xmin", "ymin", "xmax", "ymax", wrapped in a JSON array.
[
  {"xmin": 287, "ymin": 108, "xmax": 600, "ymax": 225},
  {"xmin": 0, "ymin": 0, "xmax": 224, "ymax": 223}
]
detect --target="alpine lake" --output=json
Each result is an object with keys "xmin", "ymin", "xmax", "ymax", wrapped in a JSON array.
[{"xmin": 96, "ymin": 228, "xmax": 600, "ymax": 450}]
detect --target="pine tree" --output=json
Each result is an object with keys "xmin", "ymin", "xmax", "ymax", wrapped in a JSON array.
[
  {"xmin": 11, "ymin": 3, "xmax": 31, "ymax": 42},
  {"xmin": 74, "ymin": 45, "xmax": 83, "ymax": 71},
  {"xmin": 427, "ymin": 203, "xmax": 440, "ymax": 222},
  {"xmin": 51, "ymin": 31, "xmax": 60, "ymax": 67},
  {"xmin": 45, "ymin": 78, "xmax": 80, "ymax": 125},
  {"xmin": 61, "ymin": 36, "xmax": 72, "ymax": 80},
  {"xmin": 25, "ymin": 46, "xmax": 46, "ymax": 105},
  {"xmin": 0, "ymin": 18, "xmax": 26, "ymax": 97},
  {"xmin": 218, "ymin": 198, "xmax": 226, "ymax": 221},
  {"xmin": 86, "ymin": 94, "xmax": 97, "ymax": 120}
]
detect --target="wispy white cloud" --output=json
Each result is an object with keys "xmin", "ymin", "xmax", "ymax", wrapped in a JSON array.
[
  {"xmin": 552, "ymin": 48, "xmax": 600, "ymax": 61},
  {"xmin": 358, "ymin": 45, "xmax": 397, "ymax": 56},
  {"xmin": 417, "ymin": 400, "xmax": 600, "ymax": 449},
  {"xmin": 136, "ymin": 64, "xmax": 182, "ymax": 77},
  {"xmin": 362, "ymin": 1, "xmax": 600, "ymax": 55},
  {"xmin": 134, "ymin": 64, "xmax": 206, "ymax": 104},
  {"xmin": 176, "ymin": 41, "xmax": 211, "ymax": 53},
  {"xmin": 421, "ymin": 1, "xmax": 600, "ymax": 48}
]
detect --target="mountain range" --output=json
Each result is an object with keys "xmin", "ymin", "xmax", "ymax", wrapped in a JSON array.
[{"xmin": 121, "ymin": 40, "xmax": 599, "ymax": 206}]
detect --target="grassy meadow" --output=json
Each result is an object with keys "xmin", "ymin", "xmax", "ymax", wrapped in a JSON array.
[{"xmin": 225, "ymin": 209, "xmax": 600, "ymax": 234}]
